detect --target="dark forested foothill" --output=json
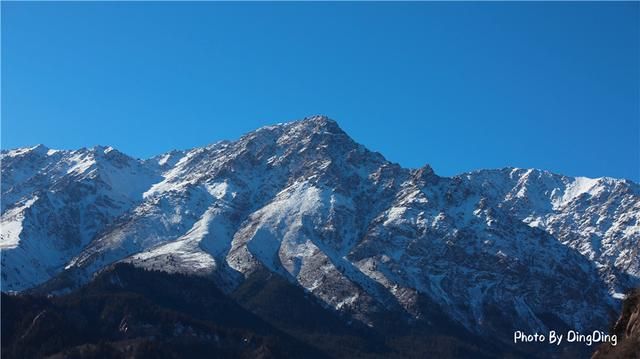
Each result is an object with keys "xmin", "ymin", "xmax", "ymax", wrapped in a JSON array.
[
  {"xmin": 1, "ymin": 264, "xmax": 532, "ymax": 359},
  {"xmin": 1, "ymin": 264, "xmax": 319, "ymax": 359}
]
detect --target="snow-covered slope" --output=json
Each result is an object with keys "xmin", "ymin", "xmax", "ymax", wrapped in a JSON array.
[
  {"xmin": 1, "ymin": 145, "xmax": 161, "ymax": 290},
  {"xmin": 2, "ymin": 116, "xmax": 638, "ymax": 342}
]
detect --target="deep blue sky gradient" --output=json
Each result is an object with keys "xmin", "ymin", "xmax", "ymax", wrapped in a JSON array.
[{"xmin": 2, "ymin": 2, "xmax": 639, "ymax": 181}]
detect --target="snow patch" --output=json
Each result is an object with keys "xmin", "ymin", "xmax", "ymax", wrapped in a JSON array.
[{"xmin": 0, "ymin": 196, "xmax": 38, "ymax": 249}]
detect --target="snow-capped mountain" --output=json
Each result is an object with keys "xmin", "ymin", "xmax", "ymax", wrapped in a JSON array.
[{"xmin": 2, "ymin": 116, "xmax": 638, "ymax": 344}]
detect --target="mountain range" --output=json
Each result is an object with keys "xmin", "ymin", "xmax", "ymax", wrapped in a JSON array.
[{"xmin": 2, "ymin": 115, "xmax": 638, "ymax": 357}]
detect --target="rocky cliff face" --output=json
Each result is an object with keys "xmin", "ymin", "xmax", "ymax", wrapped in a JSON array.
[
  {"xmin": 592, "ymin": 288, "xmax": 640, "ymax": 358},
  {"xmin": 2, "ymin": 116, "xmax": 639, "ymax": 347}
]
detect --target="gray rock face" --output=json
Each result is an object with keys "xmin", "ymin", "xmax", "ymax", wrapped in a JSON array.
[{"xmin": 2, "ymin": 115, "xmax": 638, "ymax": 341}]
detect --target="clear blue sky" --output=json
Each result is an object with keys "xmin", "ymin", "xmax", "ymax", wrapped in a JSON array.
[{"xmin": 2, "ymin": 2, "xmax": 639, "ymax": 181}]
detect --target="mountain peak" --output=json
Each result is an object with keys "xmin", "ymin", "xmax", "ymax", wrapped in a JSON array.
[
  {"xmin": 1, "ymin": 144, "xmax": 50, "ymax": 158},
  {"xmin": 30, "ymin": 144, "xmax": 49, "ymax": 153},
  {"xmin": 301, "ymin": 114, "xmax": 335, "ymax": 124},
  {"xmin": 276, "ymin": 115, "xmax": 343, "ymax": 136},
  {"xmin": 240, "ymin": 115, "xmax": 350, "ymax": 153},
  {"xmin": 299, "ymin": 114, "xmax": 340, "ymax": 128}
]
